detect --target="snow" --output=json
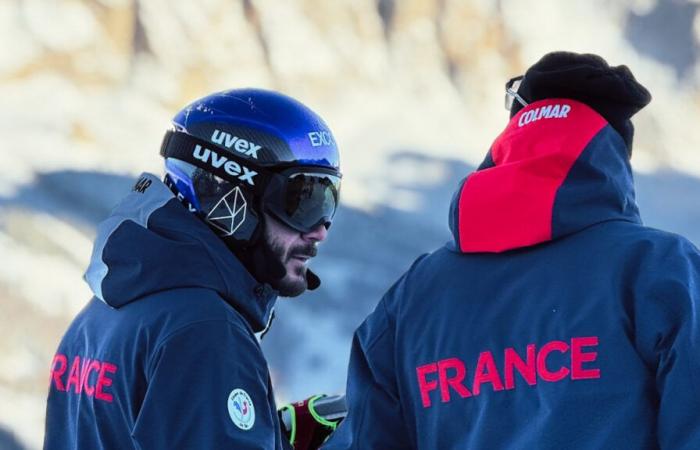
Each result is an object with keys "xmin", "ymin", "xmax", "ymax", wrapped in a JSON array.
[{"xmin": 1, "ymin": 0, "xmax": 700, "ymax": 448}]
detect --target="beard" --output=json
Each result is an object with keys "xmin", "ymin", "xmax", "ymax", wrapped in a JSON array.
[{"xmin": 265, "ymin": 238, "xmax": 317, "ymax": 297}]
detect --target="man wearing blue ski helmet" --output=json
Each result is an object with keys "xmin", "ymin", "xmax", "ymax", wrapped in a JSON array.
[
  {"xmin": 161, "ymin": 88, "xmax": 341, "ymax": 296},
  {"xmin": 44, "ymin": 88, "xmax": 341, "ymax": 449}
]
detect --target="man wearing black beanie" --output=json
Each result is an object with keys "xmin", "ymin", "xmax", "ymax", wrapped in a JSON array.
[
  {"xmin": 508, "ymin": 51, "xmax": 651, "ymax": 152},
  {"xmin": 324, "ymin": 52, "xmax": 700, "ymax": 449}
]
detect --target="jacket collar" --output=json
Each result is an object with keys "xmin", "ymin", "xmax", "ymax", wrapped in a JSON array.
[
  {"xmin": 84, "ymin": 173, "xmax": 278, "ymax": 332},
  {"xmin": 450, "ymin": 99, "xmax": 641, "ymax": 253}
]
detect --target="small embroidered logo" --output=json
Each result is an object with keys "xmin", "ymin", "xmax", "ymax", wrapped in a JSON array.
[{"xmin": 228, "ymin": 388, "xmax": 255, "ymax": 430}]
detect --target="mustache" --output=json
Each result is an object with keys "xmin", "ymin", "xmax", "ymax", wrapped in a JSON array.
[{"xmin": 289, "ymin": 243, "xmax": 318, "ymax": 259}]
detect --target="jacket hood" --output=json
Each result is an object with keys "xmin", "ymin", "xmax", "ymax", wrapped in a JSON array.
[
  {"xmin": 450, "ymin": 99, "xmax": 641, "ymax": 253},
  {"xmin": 84, "ymin": 173, "xmax": 277, "ymax": 332}
]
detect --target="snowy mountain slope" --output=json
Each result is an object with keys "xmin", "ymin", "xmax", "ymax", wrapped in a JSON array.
[{"xmin": 2, "ymin": 0, "xmax": 700, "ymax": 448}]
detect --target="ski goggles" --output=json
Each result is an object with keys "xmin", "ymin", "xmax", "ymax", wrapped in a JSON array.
[
  {"xmin": 263, "ymin": 167, "xmax": 341, "ymax": 233},
  {"xmin": 161, "ymin": 130, "xmax": 341, "ymax": 234}
]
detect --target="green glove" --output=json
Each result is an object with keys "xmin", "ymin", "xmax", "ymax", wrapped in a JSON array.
[{"xmin": 279, "ymin": 394, "xmax": 345, "ymax": 450}]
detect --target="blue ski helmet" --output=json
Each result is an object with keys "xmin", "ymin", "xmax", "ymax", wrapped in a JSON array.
[{"xmin": 161, "ymin": 88, "xmax": 341, "ymax": 246}]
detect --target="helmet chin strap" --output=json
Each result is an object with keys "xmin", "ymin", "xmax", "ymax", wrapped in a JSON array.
[{"xmin": 306, "ymin": 268, "xmax": 321, "ymax": 290}]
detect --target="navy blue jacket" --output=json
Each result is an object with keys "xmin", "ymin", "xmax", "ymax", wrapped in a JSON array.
[
  {"xmin": 44, "ymin": 173, "xmax": 290, "ymax": 449},
  {"xmin": 324, "ymin": 100, "xmax": 700, "ymax": 449}
]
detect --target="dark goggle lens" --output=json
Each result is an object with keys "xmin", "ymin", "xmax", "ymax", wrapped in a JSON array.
[{"xmin": 275, "ymin": 172, "xmax": 340, "ymax": 232}]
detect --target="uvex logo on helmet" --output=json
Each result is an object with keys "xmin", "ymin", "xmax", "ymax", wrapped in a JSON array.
[
  {"xmin": 211, "ymin": 129, "xmax": 261, "ymax": 159},
  {"xmin": 193, "ymin": 144, "xmax": 258, "ymax": 186}
]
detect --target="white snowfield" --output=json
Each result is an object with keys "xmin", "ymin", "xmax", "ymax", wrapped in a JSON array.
[{"xmin": 1, "ymin": 0, "xmax": 700, "ymax": 448}]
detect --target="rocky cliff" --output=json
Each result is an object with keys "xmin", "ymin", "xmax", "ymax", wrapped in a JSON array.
[{"xmin": 2, "ymin": 1, "xmax": 700, "ymax": 448}]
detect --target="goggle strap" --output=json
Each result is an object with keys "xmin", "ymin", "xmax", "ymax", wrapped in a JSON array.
[{"xmin": 160, "ymin": 130, "xmax": 270, "ymax": 195}]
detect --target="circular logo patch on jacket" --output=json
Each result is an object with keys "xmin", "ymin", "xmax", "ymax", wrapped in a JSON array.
[{"xmin": 228, "ymin": 388, "xmax": 255, "ymax": 430}]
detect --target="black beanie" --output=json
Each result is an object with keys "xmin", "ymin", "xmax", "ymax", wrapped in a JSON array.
[{"xmin": 510, "ymin": 51, "xmax": 652, "ymax": 152}]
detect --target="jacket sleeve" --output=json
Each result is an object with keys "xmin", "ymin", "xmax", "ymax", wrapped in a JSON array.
[
  {"xmin": 636, "ymin": 239, "xmax": 700, "ymax": 450},
  {"xmin": 131, "ymin": 319, "xmax": 286, "ymax": 450},
  {"xmin": 323, "ymin": 282, "xmax": 414, "ymax": 450}
]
